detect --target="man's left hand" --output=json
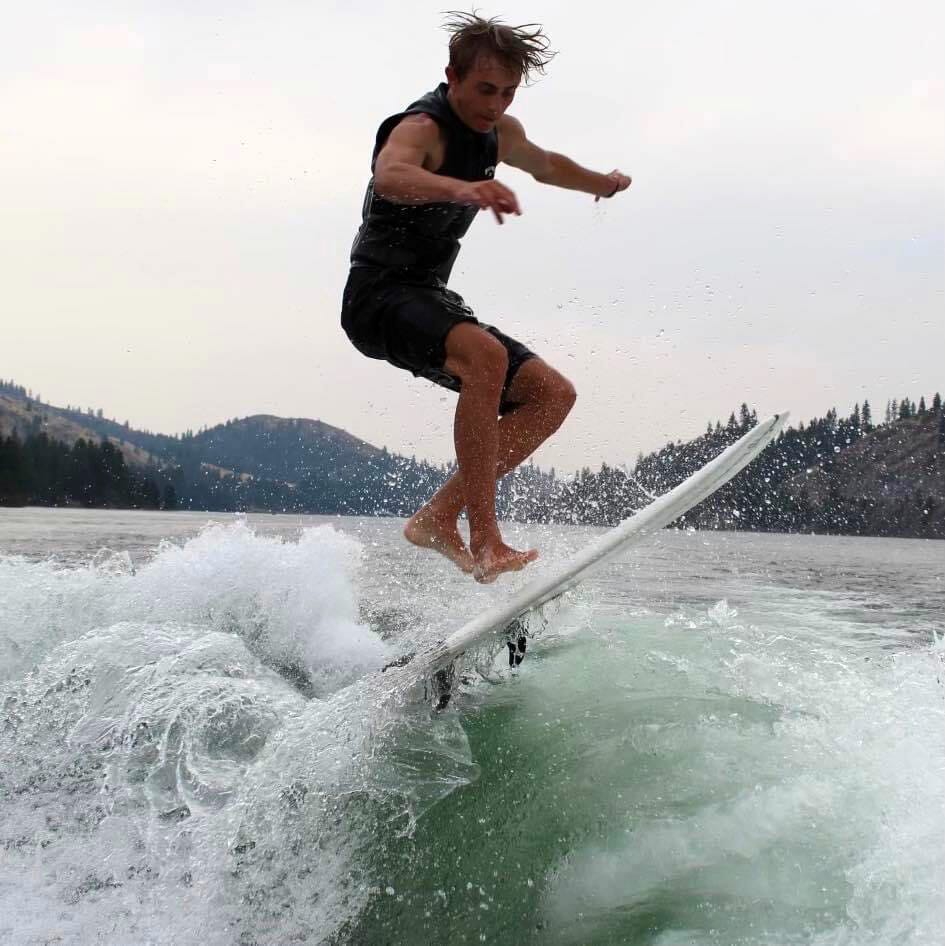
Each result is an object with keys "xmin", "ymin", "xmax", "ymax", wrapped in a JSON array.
[{"xmin": 595, "ymin": 169, "xmax": 632, "ymax": 202}]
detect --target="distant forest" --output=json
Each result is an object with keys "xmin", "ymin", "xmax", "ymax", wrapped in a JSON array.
[
  {"xmin": 1, "ymin": 378, "xmax": 943, "ymax": 539},
  {"xmin": 505, "ymin": 397, "xmax": 944, "ymax": 540},
  {"xmin": 0, "ymin": 432, "xmax": 171, "ymax": 510},
  {"xmin": 0, "ymin": 378, "xmax": 449, "ymax": 515}
]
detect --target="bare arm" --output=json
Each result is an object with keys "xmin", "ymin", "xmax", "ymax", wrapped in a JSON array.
[
  {"xmin": 373, "ymin": 114, "xmax": 465, "ymax": 204},
  {"xmin": 499, "ymin": 115, "xmax": 631, "ymax": 199},
  {"xmin": 374, "ymin": 113, "xmax": 521, "ymax": 223}
]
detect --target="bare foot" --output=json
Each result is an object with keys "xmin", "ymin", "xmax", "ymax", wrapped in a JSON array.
[
  {"xmin": 472, "ymin": 540, "xmax": 539, "ymax": 584},
  {"xmin": 404, "ymin": 509, "xmax": 475, "ymax": 573}
]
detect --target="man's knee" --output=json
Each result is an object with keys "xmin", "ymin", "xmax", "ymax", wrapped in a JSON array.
[
  {"xmin": 506, "ymin": 359, "xmax": 576, "ymax": 416},
  {"xmin": 555, "ymin": 375, "xmax": 577, "ymax": 414},
  {"xmin": 444, "ymin": 323, "xmax": 509, "ymax": 388},
  {"xmin": 536, "ymin": 365, "xmax": 577, "ymax": 417}
]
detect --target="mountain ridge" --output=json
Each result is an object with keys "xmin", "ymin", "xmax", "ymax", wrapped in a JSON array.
[{"xmin": 1, "ymin": 379, "xmax": 942, "ymax": 538}]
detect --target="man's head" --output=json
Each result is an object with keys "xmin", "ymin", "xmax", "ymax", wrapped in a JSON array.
[{"xmin": 442, "ymin": 11, "xmax": 555, "ymax": 133}]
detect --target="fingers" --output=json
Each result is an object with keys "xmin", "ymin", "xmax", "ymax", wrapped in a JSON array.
[
  {"xmin": 486, "ymin": 196, "xmax": 519, "ymax": 224},
  {"xmin": 495, "ymin": 181, "xmax": 521, "ymax": 215},
  {"xmin": 471, "ymin": 180, "xmax": 521, "ymax": 224},
  {"xmin": 595, "ymin": 169, "xmax": 632, "ymax": 202}
]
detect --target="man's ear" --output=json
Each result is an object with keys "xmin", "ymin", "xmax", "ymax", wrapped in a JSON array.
[{"xmin": 445, "ymin": 65, "xmax": 457, "ymax": 87}]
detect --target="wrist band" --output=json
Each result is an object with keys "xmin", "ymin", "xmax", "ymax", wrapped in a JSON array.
[{"xmin": 604, "ymin": 180, "xmax": 619, "ymax": 198}]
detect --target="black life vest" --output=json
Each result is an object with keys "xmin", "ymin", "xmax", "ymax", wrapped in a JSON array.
[{"xmin": 350, "ymin": 83, "xmax": 498, "ymax": 283}]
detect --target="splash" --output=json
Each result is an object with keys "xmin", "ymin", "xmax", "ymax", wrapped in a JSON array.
[
  {"xmin": 0, "ymin": 521, "xmax": 469, "ymax": 945},
  {"xmin": 1, "ymin": 520, "xmax": 389, "ymax": 692}
]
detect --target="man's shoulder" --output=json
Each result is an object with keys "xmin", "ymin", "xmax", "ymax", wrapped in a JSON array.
[
  {"xmin": 497, "ymin": 113, "xmax": 526, "ymax": 138},
  {"xmin": 399, "ymin": 112, "xmax": 441, "ymax": 130},
  {"xmin": 380, "ymin": 111, "xmax": 446, "ymax": 152},
  {"xmin": 389, "ymin": 111, "xmax": 447, "ymax": 141},
  {"xmin": 496, "ymin": 113, "xmax": 526, "ymax": 162}
]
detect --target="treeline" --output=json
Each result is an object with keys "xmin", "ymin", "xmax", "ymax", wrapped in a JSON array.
[
  {"xmin": 0, "ymin": 432, "xmax": 173, "ymax": 509},
  {"xmin": 491, "ymin": 395, "xmax": 944, "ymax": 539},
  {"xmin": 0, "ymin": 380, "xmax": 32, "ymax": 399},
  {"xmin": 641, "ymin": 395, "xmax": 944, "ymax": 539},
  {"xmin": 1, "ymin": 383, "xmax": 454, "ymax": 515},
  {"xmin": 0, "ymin": 419, "xmax": 450, "ymax": 517},
  {"xmin": 2, "ymin": 375, "xmax": 943, "ymax": 539}
]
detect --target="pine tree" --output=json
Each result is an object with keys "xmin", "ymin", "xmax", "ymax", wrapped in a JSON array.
[
  {"xmin": 739, "ymin": 403, "xmax": 752, "ymax": 431},
  {"xmin": 862, "ymin": 399, "xmax": 873, "ymax": 431}
]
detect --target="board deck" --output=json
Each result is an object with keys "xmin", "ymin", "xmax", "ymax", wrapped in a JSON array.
[{"xmin": 415, "ymin": 412, "xmax": 789, "ymax": 676}]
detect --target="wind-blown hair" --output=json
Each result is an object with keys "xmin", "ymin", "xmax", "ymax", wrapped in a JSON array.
[{"xmin": 442, "ymin": 11, "xmax": 556, "ymax": 84}]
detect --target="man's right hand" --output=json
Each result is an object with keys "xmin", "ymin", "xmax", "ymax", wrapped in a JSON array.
[{"xmin": 455, "ymin": 179, "xmax": 521, "ymax": 225}]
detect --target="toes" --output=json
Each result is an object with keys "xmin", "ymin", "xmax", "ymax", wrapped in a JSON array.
[
  {"xmin": 472, "ymin": 546, "xmax": 538, "ymax": 581},
  {"xmin": 511, "ymin": 549, "xmax": 538, "ymax": 569}
]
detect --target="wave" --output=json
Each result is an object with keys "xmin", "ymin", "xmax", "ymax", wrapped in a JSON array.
[{"xmin": 0, "ymin": 521, "xmax": 466, "ymax": 945}]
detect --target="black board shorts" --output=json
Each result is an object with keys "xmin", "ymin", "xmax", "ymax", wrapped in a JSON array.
[{"xmin": 341, "ymin": 266, "xmax": 536, "ymax": 413}]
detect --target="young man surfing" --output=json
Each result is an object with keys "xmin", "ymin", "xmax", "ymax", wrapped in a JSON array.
[{"xmin": 341, "ymin": 12, "xmax": 631, "ymax": 583}]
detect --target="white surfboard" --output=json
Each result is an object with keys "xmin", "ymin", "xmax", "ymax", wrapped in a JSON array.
[{"xmin": 412, "ymin": 411, "xmax": 789, "ymax": 676}]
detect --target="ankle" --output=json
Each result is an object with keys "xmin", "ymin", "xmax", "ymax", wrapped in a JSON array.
[
  {"xmin": 412, "ymin": 504, "xmax": 451, "ymax": 524},
  {"xmin": 469, "ymin": 531, "xmax": 501, "ymax": 557}
]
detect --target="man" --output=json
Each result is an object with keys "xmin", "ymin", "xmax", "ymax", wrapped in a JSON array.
[{"xmin": 342, "ymin": 12, "xmax": 631, "ymax": 583}]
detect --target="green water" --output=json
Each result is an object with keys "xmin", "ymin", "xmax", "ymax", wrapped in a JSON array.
[
  {"xmin": 1, "ymin": 512, "xmax": 942, "ymax": 945},
  {"xmin": 342, "ymin": 601, "xmax": 926, "ymax": 945}
]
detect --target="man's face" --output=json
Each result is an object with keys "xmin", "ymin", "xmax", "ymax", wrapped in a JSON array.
[{"xmin": 446, "ymin": 56, "xmax": 521, "ymax": 133}]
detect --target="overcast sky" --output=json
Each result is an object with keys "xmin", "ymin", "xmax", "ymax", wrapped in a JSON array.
[{"xmin": 3, "ymin": 1, "xmax": 943, "ymax": 472}]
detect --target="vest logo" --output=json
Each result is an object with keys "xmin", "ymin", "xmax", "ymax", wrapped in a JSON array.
[{"xmin": 484, "ymin": 166, "xmax": 495, "ymax": 179}]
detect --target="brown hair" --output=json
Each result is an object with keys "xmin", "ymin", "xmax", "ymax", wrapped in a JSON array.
[{"xmin": 442, "ymin": 11, "xmax": 556, "ymax": 84}]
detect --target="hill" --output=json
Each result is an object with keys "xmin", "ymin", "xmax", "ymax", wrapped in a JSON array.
[
  {"xmin": 1, "ymin": 379, "xmax": 942, "ymax": 538},
  {"xmin": 489, "ymin": 399, "xmax": 944, "ymax": 539},
  {"xmin": 194, "ymin": 414, "xmax": 384, "ymax": 481},
  {"xmin": 781, "ymin": 410, "xmax": 943, "ymax": 537},
  {"xmin": 0, "ymin": 381, "xmax": 448, "ymax": 515},
  {"xmin": 0, "ymin": 393, "xmax": 159, "ymax": 469},
  {"xmin": 623, "ymin": 400, "xmax": 944, "ymax": 539}
]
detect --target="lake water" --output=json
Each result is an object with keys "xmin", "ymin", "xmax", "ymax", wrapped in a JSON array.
[{"xmin": 1, "ymin": 507, "xmax": 943, "ymax": 945}]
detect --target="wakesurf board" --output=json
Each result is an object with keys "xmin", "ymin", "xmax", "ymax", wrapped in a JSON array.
[{"xmin": 391, "ymin": 411, "xmax": 789, "ymax": 698}]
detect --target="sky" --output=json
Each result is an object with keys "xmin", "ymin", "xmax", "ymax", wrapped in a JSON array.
[{"xmin": 2, "ymin": 1, "xmax": 943, "ymax": 472}]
